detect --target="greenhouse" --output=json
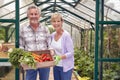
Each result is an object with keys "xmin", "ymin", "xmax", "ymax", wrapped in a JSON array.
[{"xmin": 0, "ymin": 0, "xmax": 120, "ymax": 80}]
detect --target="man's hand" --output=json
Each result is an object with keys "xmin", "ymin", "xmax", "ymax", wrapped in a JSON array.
[{"xmin": 50, "ymin": 50, "xmax": 55, "ymax": 56}]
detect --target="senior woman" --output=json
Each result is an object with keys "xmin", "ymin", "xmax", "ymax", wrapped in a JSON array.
[{"xmin": 50, "ymin": 12, "xmax": 74, "ymax": 80}]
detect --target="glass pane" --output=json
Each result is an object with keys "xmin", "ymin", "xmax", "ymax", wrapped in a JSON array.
[
  {"xmin": 103, "ymin": 25, "xmax": 120, "ymax": 58},
  {"xmin": 102, "ymin": 62, "xmax": 120, "ymax": 80}
]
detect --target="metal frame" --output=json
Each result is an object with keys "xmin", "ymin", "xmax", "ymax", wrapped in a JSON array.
[
  {"xmin": 0, "ymin": 0, "xmax": 120, "ymax": 80},
  {"xmin": 0, "ymin": 0, "xmax": 20, "ymax": 80},
  {"xmin": 95, "ymin": 0, "xmax": 120, "ymax": 80}
]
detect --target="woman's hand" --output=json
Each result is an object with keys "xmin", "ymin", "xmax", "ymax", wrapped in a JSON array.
[
  {"xmin": 61, "ymin": 55, "xmax": 66, "ymax": 59},
  {"xmin": 54, "ymin": 55, "xmax": 61, "ymax": 65}
]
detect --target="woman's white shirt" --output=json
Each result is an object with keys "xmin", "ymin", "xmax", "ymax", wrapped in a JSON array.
[{"xmin": 51, "ymin": 36, "xmax": 63, "ymax": 66}]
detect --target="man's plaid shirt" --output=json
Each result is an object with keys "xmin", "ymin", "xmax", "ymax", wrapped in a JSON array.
[{"xmin": 19, "ymin": 25, "xmax": 50, "ymax": 51}]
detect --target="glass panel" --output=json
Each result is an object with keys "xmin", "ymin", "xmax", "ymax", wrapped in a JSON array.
[
  {"xmin": 0, "ymin": 1, "xmax": 15, "ymax": 19},
  {"xmin": 104, "ymin": 0, "xmax": 120, "ymax": 21},
  {"xmin": 103, "ymin": 25, "xmax": 120, "ymax": 58},
  {"xmin": 102, "ymin": 62, "xmax": 120, "ymax": 80}
]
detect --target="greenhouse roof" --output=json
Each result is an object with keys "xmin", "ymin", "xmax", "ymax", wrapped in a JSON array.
[{"xmin": 0, "ymin": 0, "xmax": 120, "ymax": 29}]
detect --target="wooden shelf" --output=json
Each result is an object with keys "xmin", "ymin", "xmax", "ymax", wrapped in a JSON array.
[{"xmin": 0, "ymin": 52, "xmax": 9, "ymax": 58}]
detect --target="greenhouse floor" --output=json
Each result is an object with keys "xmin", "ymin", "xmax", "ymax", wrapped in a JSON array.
[{"xmin": 0, "ymin": 67, "xmax": 77, "ymax": 80}]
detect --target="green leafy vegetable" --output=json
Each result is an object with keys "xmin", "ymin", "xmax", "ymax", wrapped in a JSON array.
[{"xmin": 8, "ymin": 48, "xmax": 36, "ymax": 68}]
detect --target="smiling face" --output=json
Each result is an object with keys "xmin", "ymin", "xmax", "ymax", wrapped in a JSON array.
[
  {"xmin": 51, "ymin": 13, "xmax": 63, "ymax": 31},
  {"xmin": 27, "ymin": 6, "xmax": 40, "ymax": 24}
]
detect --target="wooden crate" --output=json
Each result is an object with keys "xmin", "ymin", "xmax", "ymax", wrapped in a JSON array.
[
  {"xmin": 21, "ymin": 61, "xmax": 55, "ymax": 70},
  {"xmin": 21, "ymin": 50, "xmax": 55, "ymax": 70}
]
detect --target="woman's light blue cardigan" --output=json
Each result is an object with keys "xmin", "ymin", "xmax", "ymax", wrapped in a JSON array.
[{"xmin": 50, "ymin": 30, "xmax": 74, "ymax": 72}]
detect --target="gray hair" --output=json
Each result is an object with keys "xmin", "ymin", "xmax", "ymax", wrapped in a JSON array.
[{"xmin": 27, "ymin": 5, "xmax": 41, "ymax": 15}]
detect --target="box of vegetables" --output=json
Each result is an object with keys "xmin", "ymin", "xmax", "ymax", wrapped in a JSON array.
[
  {"xmin": 8, "ymin": 48, "xmax": 55, "ymax": 70},
  {"xmin": 22, "ymin": 50, "xmax": 55, "ymax": 70}
]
